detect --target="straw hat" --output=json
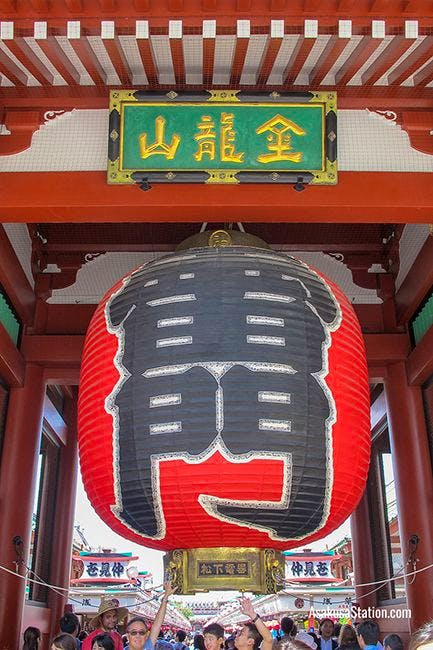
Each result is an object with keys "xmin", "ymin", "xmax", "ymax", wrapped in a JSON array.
[
  {"xmin": 295, "ymin": 632, "xmax": 318, "ymax": 650},
  {"xmin": 89, "ymin": 597, "xmax": 129, "ymax": 628}
]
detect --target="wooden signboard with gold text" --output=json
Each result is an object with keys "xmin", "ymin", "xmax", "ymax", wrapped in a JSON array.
[
  {"xmin": 108, "ymin": 90, "xmax": 337, "ymax": 186},
  {"xmin": 164, "ymin": 547, "xmax": 285, "ymax": 594}
]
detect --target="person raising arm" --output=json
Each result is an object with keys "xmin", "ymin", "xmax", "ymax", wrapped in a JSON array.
[
  {"xmin": 236, "ymin": 597, "xmax": 272, "ymax": 650},
  {"xmin": 149, "ymin": 581, "xmax": 177, "ymax": 646}
]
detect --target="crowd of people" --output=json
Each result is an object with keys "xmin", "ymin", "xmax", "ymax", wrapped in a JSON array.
[
  {"xmin": 270, "ymin": 617, "xmax": 433, "ymax": 650},
  {"xmin": 21, "ymin": 589, "xmax": 433, "ymax": 650}
]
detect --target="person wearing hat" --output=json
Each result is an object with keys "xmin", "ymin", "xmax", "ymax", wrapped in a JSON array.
[
  {"xmin": 295, "ymin": 631, "xmax": 318, "ymax": 650},
  {"xmin": 83, "ymin": 582, "xmax": 177, "ymax": 650},
  {"xmin": 82, "ymin": 596, "xmax": 128, "ymax": 650}
]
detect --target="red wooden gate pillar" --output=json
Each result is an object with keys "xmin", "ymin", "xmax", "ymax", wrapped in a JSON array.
[
  {"xmin": 47, "ymin": 394, "xmax": 78, "ymax": 640},
  {"xmin": 384, "ymin": 362, "xmax": 433, "ymax": 631},
  {"xmin": 351, "ymin": 489, "xmax": 378, "ymax": 611},
  {"xmin": 0, "ymin": 364, "xmax": 45, "ymax": 649}
]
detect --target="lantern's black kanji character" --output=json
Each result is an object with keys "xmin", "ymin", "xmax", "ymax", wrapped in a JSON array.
[
  {"xmin": 304, "ymin": 561, "xmax": 316, "ymax": 577},
  {"xmin": 112, "ymin": 562, "xmax": 124, "ymax": 578},
  {"xmin": 99, "ymin": 562, "xmax": 111, "ymax": 577},
  {"xmin": 107, "ymin": 247, "xmax": 339, "ymax": 540},
  {"xmin": 291, "ymin": 561, "xmax": 304, "ymax": 577},
  {"xmin": 86, "ymin": 562, "xmax": 98, "ymax": 577},
  {"xmin": 316, "ymin": 561, "xmax": 329, "ymax": 576}
]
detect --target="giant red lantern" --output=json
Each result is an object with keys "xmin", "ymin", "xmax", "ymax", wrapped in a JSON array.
[{"xmin": 78, "ymin": 233, "xmax": 370, "ymax": 558}]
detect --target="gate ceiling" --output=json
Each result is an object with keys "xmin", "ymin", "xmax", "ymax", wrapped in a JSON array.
[{"xmin": 1, "ymin": 1, "xmax": 433, "ymax": 105}]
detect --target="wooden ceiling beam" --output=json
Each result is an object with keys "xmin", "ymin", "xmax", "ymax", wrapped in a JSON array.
[
  {"xmin": 395, "ymin": 232, "xmax": 433, "ymax": 325},
  {"xmin": 230, "ymin": 31, "xmax": 250, "ymax": 86},
  {"xmin": 34, "ymin": 28, "xmax": 82, "ymax": 86},
  {"xmin": 169, "ymin": 23, "xmax": 186, "ymax": 86},
  {"xmin": 21, "ymin": 334, "xmax": 84, "ymax": 366},
  {"xmin": 361, "ymin": 36, "xmax": 415, "ymax": 86},
  {"xmin": 136, "ymin": 25, "xmax": 159, "ymax": 86},
  {"xmin": 406, "ymin": 324, "xmax": 433, "ymax": 386},
  {"xmin": 0, "ymin": 323, "xmax": 25, "ymax": 387},
  {"xmin": 101, "ymin": 27, "xmax": 133, "ymax": 86},
  {"xmin": 20, "ymin": 331, "xmax": 408, "ymax": 370},
  {"xmin": 1, "ymin": 171, "xmax": 433, "ymax": 222},
  {"xmin": 41, "ymin": 241, "xmax": 384, "ymax": 253},
  {"xmin": 282, "ymin": 35, "xmax": 316, "ymax": 86},
  {"xmin": 0, "ymin": 226, "xmax": 35, "ymax": 325},
  {"xmin": 1, "ymin": 37, "xmax": 55, "ymax": 85},
  {"xmin": 202, "ymin": 35, "xmax": 215, "ymax": 86},
  {"xmin": 335, "ymin": 36, "xmax": 382, "ymax": 86},
  {"xmin": 0, "ymin": 49, "xmax": 29, "ymax": 85},
  {"xmin": 2, "ymin": 86, "xmax": 433, "ymax": 108},
  {"xmin": 308, "ymin": 35, "xmax": 350, "ymax": 86},
  {"xmin": 388, "ymin": 36, "xmax": 433, "ymax": 85},
  {"xmin": 413, "ymin": 59, "xmax": 433, "ymax": 87},
  {"xmin": 67, "ymin": 29, "xmax": 108, "ymax": 85},
  {"xmin": 255, "ymin": 32, "xmax": 283, "ymax": 86}
]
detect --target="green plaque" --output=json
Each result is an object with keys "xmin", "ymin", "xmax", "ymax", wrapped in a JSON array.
[{"xmin": 108, "ymin": 90, "xmax": 337, "ymax": 186}]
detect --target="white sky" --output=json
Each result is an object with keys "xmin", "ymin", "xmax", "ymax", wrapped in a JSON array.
[{"xmin": 74, "ymin": 465, "xmax": 352, "ymax": 589}]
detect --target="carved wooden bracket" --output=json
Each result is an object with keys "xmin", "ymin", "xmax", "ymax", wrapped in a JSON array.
[
  {"xmin": 400, "ymin": 111, "xmax": 433, "ymax": 156},
  {"xmin": 29, "ymin": 225, "xmax": 104, "ymax": 301},
  {"xmin": 0, "ymin": 110, "xmax": 44, "ymax": 155},
  {"xmin": 0, "ymin": 109, "xmax": 70, "ymax": 156}
]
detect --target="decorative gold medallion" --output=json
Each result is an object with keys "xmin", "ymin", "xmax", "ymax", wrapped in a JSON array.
[{"xmin": 208, "ymin": 230, "xmax": 233, "ymax": 248}]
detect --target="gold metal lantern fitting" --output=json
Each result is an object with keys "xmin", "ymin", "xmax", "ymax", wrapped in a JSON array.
[{"xmin": 164, "ymin": 547, "xmax": 285, "ymax": 594}]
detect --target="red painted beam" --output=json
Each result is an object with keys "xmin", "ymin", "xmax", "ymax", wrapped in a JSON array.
[
  {"xmin": 256, "ymin": 35, "xmax": 283, "ymax": 86},
  {"xmin": 2, "ymin": 2, "xmax": 433, "ymax": 23},
  {"xmin": 1, "ymin": 38, "xmax": 54, "ymax": 85},
  {"xmin": 335, "ymin": 36, "xmax": 382, "ymax": 86},
  {"xmin": 2, "ymin": 80, "xmax": 433, "ymax": 107},
  {"xmin": 67, "ymin": 35, "xmax": 107, "ymax": 85},
  {"xmin": 395, "ymin": 232, "xmax": 433, "ymax": 325},
  {"xmin": 35, "ymin": 34, "xmax": 81, "ymax": 85},
  {"xmin": 406, "ymin": 326, "xmax": 433, "ymax": 385},
  {"xmin": 308, "ymin": 35, "xmax": 350, "ymax": 87},
  {"xmin": 21, "ymin": 334, "xmax": 84, "ymax": 366},
  {"xmin": 230, "ymin": 36, "xmax": 249, "ymax": 86},
  {"xmin": 169, "ymin": 37, "xmax": 186, "ymax": 86},
  {"xmin": 364, "ymin": 332, "xmax": 411, "ymax": 364},
  {"xmin": 3, "ymin": 171, "xmax": 433, "ymax": 223},
  {"xmin": 102, "ymin": 34, "xmax": 133, "ymax": 86},
  {"xmin": 388, "ymin": 36, "xmax": 433, "ymax": 86},
  {"xmin": 0, "ymin": 322, "xmax": 25, "ymax": 387},
  {"xmin": 0, "ymin": 48, "xmax": 28, "ymax": 85},
  {"xmin": 43, "ymin": 367, "xmax": 81, "ymax": 384},
  {"xmin": 136, "ymin": 37, "xmax": 159, "ymax": 86},
  {"xmin": 202, "ymin": 35, "xmax": 215, "ymax": 86},
  {"xmin": 17, "ymin": 332, "xmax": 408, "ymax": 375},
  {"xmin": 282, "ymin": 36, "xmax": 316, "ymax": 86},
  {"xmin": 361, "ymin": 37, "xmax": 414, "ymax": 86},
  {"xmin": 64, "ymin": 0, "xmax": 84, "ymax": 10},
  {"xmin": 0, "ymin": 226, "xmax": 35, "ymax": 325},
  {"xmin": 413, "ymin": 59, "xmax": 433, "ymax": 87}
]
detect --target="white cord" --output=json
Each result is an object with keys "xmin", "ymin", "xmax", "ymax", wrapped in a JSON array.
[
  {"xmin": 283, "ymin": 560, "xmax": 433, "ymax": 589},
  {"xmin": 0, "ymin": 563, "xmax": 163, "ymax": 609},
  {"xmin": 2, "ymin": 560, "xmax": 432, "ymax": 609}
]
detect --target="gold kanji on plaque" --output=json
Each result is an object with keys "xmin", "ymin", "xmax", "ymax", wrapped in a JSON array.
[
  {"xmin": 139, "ymin": 116, "xmax": 181, "ymax": 160},
  {"xmin": 256, "ymin": 114, "xmax": 306, "ymax": 163}
]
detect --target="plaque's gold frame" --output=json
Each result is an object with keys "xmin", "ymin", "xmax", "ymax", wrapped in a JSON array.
[
  {"xmin": 108, "ymin": 90, "xmax": 337, "ymax": 185},
  {"xmin": 164, "ymin": 547, "xmax": 285, "ymax": 594}
]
